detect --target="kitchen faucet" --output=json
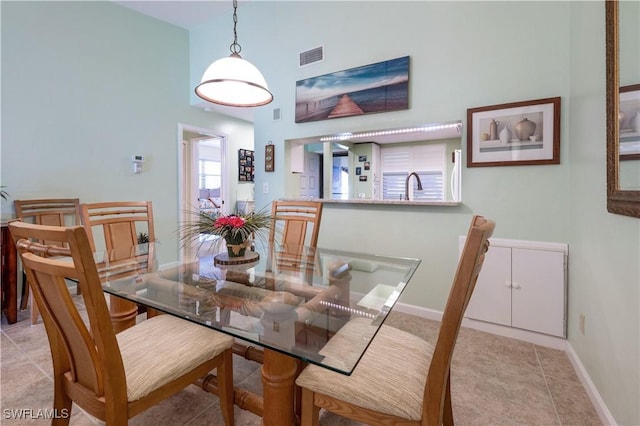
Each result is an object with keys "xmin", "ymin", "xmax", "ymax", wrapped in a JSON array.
[{"xmin": 405, "ymin": 172, "xmax": 423, "ymax": 200}]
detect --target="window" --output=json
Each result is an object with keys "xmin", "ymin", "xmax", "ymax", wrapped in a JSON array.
[
  {"xmin": 381, "ymin": 144, "xmax": 446, "ymax": 201},
  {"xmin": 199, "ymin": 159, "xmax": 221, "ymax": 192}
]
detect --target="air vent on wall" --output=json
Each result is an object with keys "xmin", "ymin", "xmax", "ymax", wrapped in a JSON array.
[
  {"xmin": 299, "ymin": 46, "xmax": 324, "ymax": 67},
  {"xmin": 273, "ymin": 108, "xmax": 281, "ymax": 121}
]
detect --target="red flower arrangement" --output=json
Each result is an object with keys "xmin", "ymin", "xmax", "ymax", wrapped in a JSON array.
[{"xmin": 179, "ymin": 208, "xmax": 271, "ymax": 256}]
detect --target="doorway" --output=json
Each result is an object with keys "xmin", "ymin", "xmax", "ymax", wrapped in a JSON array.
[
  {"xmin": 299, "ymin": 150, "xmax": 321, "ymax": 198},
  {"xmin": 178, "ymin": 124, "xmax": 227, "ymax": 226}
]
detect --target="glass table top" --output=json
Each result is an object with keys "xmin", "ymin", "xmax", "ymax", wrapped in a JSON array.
[{"xmin": 99, "ymin": 242, "xmax": 420, "ymax": 375}]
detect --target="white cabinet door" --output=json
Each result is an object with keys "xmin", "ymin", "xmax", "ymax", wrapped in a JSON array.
[
  {"xmin": 460, "ymin": 237, "xmax": 567, "ymax": 338},
  {"xmin": 465, "ymin": 245, "xmax": 512, "ymax": 326},
  {"xmin": 511, "ymin": 248, "xmax": 566, "ymax": 337}
]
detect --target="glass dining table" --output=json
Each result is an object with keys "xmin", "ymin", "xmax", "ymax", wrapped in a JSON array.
[{"xmin": 96, "ymin": 241, "xmax": 420, "ymax": 426}]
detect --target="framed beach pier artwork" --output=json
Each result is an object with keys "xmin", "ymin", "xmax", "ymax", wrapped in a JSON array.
[{"xmin": 295, "ymin": 56, "xmax": 409, "ymax": 123}]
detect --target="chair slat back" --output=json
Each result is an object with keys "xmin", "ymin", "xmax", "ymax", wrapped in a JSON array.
[
  {"xmin": 269, "ymin": 201, "xmax": 323, "ymax": 253},
  {"xmin": 79, "ymin": 201, "xmax": 155, "ymax": 253},
  {"xmin": 8, "ymin": 221, "xmax": 125, "ymax": 400},
  {"xmin": 14, "ymin": 198, "xmax": 81, "ymax": 247},
  {"xmin": 423, "ymin": 215, "xmax": 495, "ymax": 424}
]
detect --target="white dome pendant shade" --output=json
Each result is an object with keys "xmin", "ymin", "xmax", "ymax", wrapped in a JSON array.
[
  {"xmin": 195, "ymin": 53, "xmax": 273, "ymax": 107},
  {"xmin": 194, "ymin": 0, "xmax": 273, "ymax": 108}
]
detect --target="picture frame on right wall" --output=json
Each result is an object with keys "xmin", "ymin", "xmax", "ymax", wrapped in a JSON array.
[
  {"xmin": 619, "ymin": 84, "xmax": 640, "ymax": 161},
  {"xmin": 467, "ymin": 97, "xmax": 561, "ymax": 167}
]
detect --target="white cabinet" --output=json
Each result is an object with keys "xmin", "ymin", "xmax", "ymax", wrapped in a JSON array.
[{"xmin": 459, "ymin": 238, "xmax": 568, "ymax": 338}]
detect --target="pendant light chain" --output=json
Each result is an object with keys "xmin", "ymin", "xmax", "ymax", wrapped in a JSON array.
[{"xmin": 230, "ymin": 0, "xmax": 241, "ymax": 55}]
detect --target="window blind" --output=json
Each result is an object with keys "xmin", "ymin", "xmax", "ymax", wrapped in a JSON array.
[{"xmin": 381, "ymin": 145, "xmax": 445, "ymax": 201}]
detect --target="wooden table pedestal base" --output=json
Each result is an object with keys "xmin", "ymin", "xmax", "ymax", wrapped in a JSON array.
[
  {"xmin": 108, "ymin": 296, "xmax": 138, "ymax": 333},
  {"xmin": 196, "ymin": 348, "xmax": 301, "ymax": 426}
]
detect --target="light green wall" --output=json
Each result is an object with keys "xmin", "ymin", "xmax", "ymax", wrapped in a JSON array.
[
  {"xmin": 568, "ymin": 2, "xmax": 639, "ymax": 424},
  {"xmin": 191, "ymin": 0, "xmax": 573, "ymax": 304},
  {"xmin": 195, "ymin": 4, "xmax": 569, "ymax": 303},
  {"xmin": 189, "ymin": 1, "xmax": 638, "ymax": 423},
  {"xmin": 0, "ymin": 1, "xmax": 253, "ymax": 262}
]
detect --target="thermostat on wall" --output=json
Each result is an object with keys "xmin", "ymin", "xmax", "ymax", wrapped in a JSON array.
[{"xmin": 131, "ymin": 155, "xmax": 144, "ymax": 174}]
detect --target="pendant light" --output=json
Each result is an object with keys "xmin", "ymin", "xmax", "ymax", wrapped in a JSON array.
[{"xmin": 195, "ymin": 0, "xmax": 273, "ymax": 107}]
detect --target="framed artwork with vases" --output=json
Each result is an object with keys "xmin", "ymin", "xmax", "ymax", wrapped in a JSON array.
[
  {"xmin": 619, "ymin": 84, "xmax": 640, "ymax": 161},
  {"xmin": 467, "ymin": 97, "xmax": 561, "ymax": 167}
]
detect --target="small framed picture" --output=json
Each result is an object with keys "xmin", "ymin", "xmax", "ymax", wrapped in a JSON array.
[
  {"xmin": 355, "ymin": 167, "xmax": 362, "ymax": 175},
  {"xmin": 364, "ymin": 162, "xmax": 370, "ymax": 170},
  {"xmin": 358, "ymin": 155, "xmax": 367, "ymax": 162},
  {"xmin": 265, "ymin": 144, "xmax": 275, "ymax": 171},
  {"xmin": 359, "ymin": 175, "xmax": 367, "ymax": 182}
]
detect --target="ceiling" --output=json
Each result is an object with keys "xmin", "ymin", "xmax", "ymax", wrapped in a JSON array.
[
  {"xmin": 113, "ymin": 1, "xmax": 230, "ymax": 30},
  {"xmin": 113, "ymin": 1, "xmax": 258, "ymax": 122}
]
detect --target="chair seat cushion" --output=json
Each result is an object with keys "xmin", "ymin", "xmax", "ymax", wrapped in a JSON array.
[
  {"xmin": 116, "ymin": 314, "xmax": 234, "ymax": 401},
  {"xmin": 295, "ymin": 317, "xmax": 433, "ymax": 421}
]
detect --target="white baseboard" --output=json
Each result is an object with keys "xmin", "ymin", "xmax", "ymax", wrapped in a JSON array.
[
  {"xmin": 460, "ymin": 318, "xmax": 567, "ymax": 350},
  {"xmin": 393, "ymin": 301, "xmax": 566, "ymax": 349},
  {"xmin": 393, "ymin": 301, "xmax": 614, "ymax": 425},
  {"xmin": 565, "ymin": 343, "xmax": 617, "ymax": 426}
]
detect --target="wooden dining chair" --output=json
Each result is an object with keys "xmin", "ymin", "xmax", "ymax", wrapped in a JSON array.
[
  {"xmin": 225, "ymin": 201, "xmax": 323, "ymax": 367},
  {"xmin": 79, "ymin": 201, "xmax": 155, "ymax": 252},
  {"xmin": 79, "ymin": 201, "xmax": 156, "ymax": 329},
  {"xmin": 269, "ymin": 200, "xmax": 323, "ymax": 251},
  {"xmin": 267, "ymin": 200, "xmax": 322, "ymax": 275},
  {"xmin": 14, "ymin": 198, "xmax": 82, "ymax": 324},
  {"xmin": 8, "ymin": 220, "xmax": 235, "ymax": 426},
  {"xmin": 295, "ymin": 215, "xmax": 495, "ymax": 426}
]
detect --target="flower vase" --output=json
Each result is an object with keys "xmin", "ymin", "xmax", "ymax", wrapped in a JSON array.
[
  {"xmin": 225, "ymin": 234, "xmax": 249, "ymax": 257},
  {"xmin": 515, "ymin": 118, "xmax": 536, "ymax": 141},
  {"xmin": 499, "ymin": 126, "xmax": 512, "ymax": 144}
]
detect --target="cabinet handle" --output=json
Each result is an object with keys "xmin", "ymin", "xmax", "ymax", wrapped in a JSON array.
[
  {"xmin": 505, "ymin": 281, "xmax": 512, "ymax": 288},
  {"xmin": 512, "ymin": 282, "xmax": 521, "ymax": 289}
]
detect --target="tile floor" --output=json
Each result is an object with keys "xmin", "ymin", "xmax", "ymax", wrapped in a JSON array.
[{"xmin": 1, "ymin": 298, "xmax": 601, "ymax": 426}]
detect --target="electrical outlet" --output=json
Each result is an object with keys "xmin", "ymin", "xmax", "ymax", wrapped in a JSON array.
[
  {"xmin": 263, "ymin": 182, "xmax": 269, "ymax": 194},
  {"xmin": 579, "ymin": 313, "xmax": 585, "ymax": 335}
]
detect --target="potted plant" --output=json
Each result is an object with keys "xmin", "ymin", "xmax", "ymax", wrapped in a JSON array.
[
  {"xmin": 180, "ymin": 208, "xmax": 271, "ymax": 257},
  {"xmin": 137, "ymin": 232, "xmax": 150, "ymax": 244}
]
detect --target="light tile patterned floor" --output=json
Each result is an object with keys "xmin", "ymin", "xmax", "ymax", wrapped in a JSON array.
[{"xmin": 1, "ymin": 300, "xmax": 601, "ymax": 425}]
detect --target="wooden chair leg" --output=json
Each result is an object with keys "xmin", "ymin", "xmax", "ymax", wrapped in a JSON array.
[
  {"xmin": 105, "ymin": 402, "xmax": 128, "ymax": 425},
  {"xmin": 20, "ymin": 271, "xmax": 29, "ymax": 310},
  {"xmin": 217, "ymin": 350, "xmax": 235, "ymax": 426},
  {"xmin": 22, "ymin": 272, "xmax": 41, "ymax": 325},
  {"xmin": 30, "ymin": 296, "xmax": 40, "ymax": 325},
  {"xmin": 301, "ymin": 388, "xmax": 319, "ymax": 426},
  {"xmin": 443, "ymin": 375, "xmax": 454, "ymax": 426},
  {"xmin": 51, "ymin": 377, "xmax": 72, "ymax": 426}
]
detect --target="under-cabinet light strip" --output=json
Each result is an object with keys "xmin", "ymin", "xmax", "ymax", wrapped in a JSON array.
[{"xmin": 319, "ymin": 121, "xmax": 462, "ymax": 143}]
